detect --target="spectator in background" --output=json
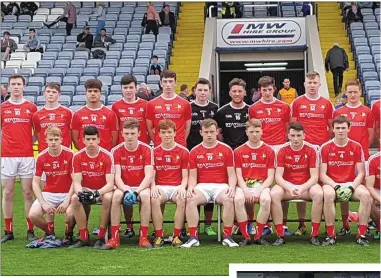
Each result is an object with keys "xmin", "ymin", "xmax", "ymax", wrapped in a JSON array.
[
  {"xmin": 143, "ymin": 2, "xmax": 161, "ymax": 36},
  {"xmin": 249, "ymin": 87, "xmax": 261, "ymax": 105},
  {"xmin": 302, "ymin": 2, "xmax": 311, "ymax": 16},
  {"xmin": 1, "ymin": 3, "xmax": 7, "ymax": 16},
  {"xmin": 334, "ymin": 93, "xmax": 348, "ymax": 109},
  {"xmin": 346, "ymin": 3, "xmax": 362, "ymax": 27},
  {"xmin": 93, "ymin": 28, "xmax": 116, "ymax": 49},
  {"xmin": 5, "ymin": 2, "xmax": 20, "ymax": 16},
  {"xmin": 188, "ymin": 86, "xmax": 196, "ymax": 102},
  {"xmin": 43, "ymin": 2, "xmax": 76, "ymax": 36},
  {"xmin": 1, "ymin": 85, "xmax": 10, "ymax": 103},
  {"xmin": 179, "ymin": 84, "xmax": 189, "ymax": 99},
  {"xmin": 136, "ymin": 83, "xmax": 152, "ymax": 101},
  {"xmin": 150, "ymin": 55, "xmax": 163, "ymax": 75},
  {"xmin": 1, "ymin": 32, "xmax": 17, "ymax": 61},
  {"xmin": 23, "ymin": 28, "xmax": 43, "ymax": 53},
  {"xmin": 159, "ymin": 5, "xmax": 176, "ymax": 34},
  {"xmin": 76, "ymin": 27, "xmax": 93, "ymax": 52},
  {"xmin": 278, "ymin": 78, "xmax": 298, "ymax": 105},
  {"xmin": 325, "ymin": 42, "xmax": 349, "ymax": 96},
  {"xmin": 20, "ymin": 2, "xmax": 38, "ymax": 17},
  {"xmin": 221, "ymin": 2, "xmax": 242, "ymax": 18}
]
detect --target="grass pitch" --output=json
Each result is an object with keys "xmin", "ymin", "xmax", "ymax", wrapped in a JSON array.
[{"xmin": 1, "ymin": 184, "xmax": 380, "ymax": 276}]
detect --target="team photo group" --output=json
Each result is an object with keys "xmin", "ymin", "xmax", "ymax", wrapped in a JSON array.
[{"xmin": 1, "ymin": 69, "xmax": 380, "ymax": 250}]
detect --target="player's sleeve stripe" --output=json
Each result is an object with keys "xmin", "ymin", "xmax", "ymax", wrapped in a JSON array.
[
  {"xmin": 176, "ymin": 143, "xmax": 190, "ymax": 153},
  {"xmin": 36, "ymin": 149, "xmax": 48, "ymax": 160},
  {"xmin": 111, "ymin": 142, "xmax": 123, "ymax": 154}
]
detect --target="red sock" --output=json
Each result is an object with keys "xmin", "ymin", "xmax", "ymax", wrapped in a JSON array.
[
  {"xmin": 79, "ymin": 228, "xmax": 89, "ymax": 241},
  {"xmin": 311, "ymin": 222, "xmax": 320, "ymax": 237},
  {"xmin": 255, "ymin": 222, "xmax": 266, "ymax": 240},
  {"xmin": 65, "ymin": 223, "xmax": 73, "ymax": 233},
  {"xmin": 223, "ymin": 226, "xmax": 233, "ymax": 239},
  {"xmin": 283, "ymin": 220, "xmax": 287, "ymax": 227},
  {"xmin": 326, "ymin": 225, "xmax": 336, "ymax": 238},
  {"xmin": 189, "ymin": 226, "xmax": 198, "ymax": 238},
  {"xmin": 4, "ymin": 218, "xmax": 13, "ymax": 233},
  {"xmin": 173, "ymin": 228, "xmax": 182, "ymax": 238},
  {"xmin": 155, "ymin": 229, "xmax": 164, "ymax": 237},
  {"xmin": 98, "ymin": 227, "xmax": 106, "ymax": 239},
  {"xmin": 111, "ymin": 225, "xmax": 120, "ymax": 241},
  {"xmin": 26, "ymin": 218, "xmax": 34, "ymax": 231},
  {"xmin": 299, "ymin": 219, "xmax": 306, "ymax": 227},
  {"xmin": 275, "ymin": 224, "xmax": 284, "ymax": 237},
  {"xmin": 127, "ymin": 216, "xmax": 134, "ymax": 230},
  {"xmin": 357, "ymin": 224, "xmax": 367, "ymax": 238},
  {"xmin": 377, "ymin": 217, "xmax": 381, "ymax": 232},
  {"xmin": 342, "ymin": 214, "xmax": 350, "ymax": 229},
  {"xmin": 140, "ymin": 226, "xmax": 148, "ymax": 238},
  {"xmin": 238, "ymin": 221, "xmax": 250, "ymax": 239},
  {"xmin": 47, "ymin": 222, "xmax": 55, "ymax": 234}
]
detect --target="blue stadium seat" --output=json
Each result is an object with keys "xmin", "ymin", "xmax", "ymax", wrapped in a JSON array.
[
  {"xmin": 46, "ymin": 44, "xmax": 63, "ymax": 52},
  {"xmin": 141, "ymin": 34, "xmax": 156, "ymax": 43},
  {"xmin": 84, "ymin": 68, "xmax": 100, "ymax": 77},
  {"xmin": 55, "ymin": 60, "xmax": 70, "ymax": 69},
  {"xmin": 135, "ymin": 75, "xmax": 146, "ymax": 83},
  {"xmin": 135, "ymin": 58, "xmax": 150, "ymax": 67},
  {"xmin": 66, "ymin": 68, "xmax": 84, "ymax": 78},
  {"xmin": 148, "ymin": 83, "xmax": 160, "ymax": 93},
  {"xmin": 42, "ymin": 52, "xmax": 58, "ymax": 60},
  {"xmin": 113, "ymin": 75, "xmax": 123, "ymax": 85},
  {"xmin": 100, "ymin": 67, "xmax": 116, "ymax": 77},
  {"xmin": 76, "ymin": 85, "xmax": 86, "ymax": 95},
  {"xmin": 58, "ymin": 52, "xmax": 74, "ymax": 60},
  {"xmin": 28, "ymin": 77, "xmax": 45, "ymax": 88},
  {"xmin": 49, "ymin": 68, "xmax": 66, "ymax": 78},
  {"xmin": 98, "ymin": 76, "xmax": 112, "ymax": 86},
  {"xmin": 109, "ymin": 43, "xmax": 124, "ymax": 51},
  {"xmin": 1, "ymin": 68, "xmax": 16, "ymax": 78},
  {"xmin": 69, "ymin": 105, "xmax": 84, "ymax": 112},
  {"xmin": 133, "ymin": 66, "xmax": 148, "ymax": 75},
  {"xmin": 360, "ymin": 63, "xmax": 376, "ymax": 73},
  {"xmin": 87, "ymin": 59, "xmax": 103, "ymax": 68},
  {"xmin": 36, "ymin": 96, "xmax": 46, "ymax": 106},
  {"xmin": 51, "ymin": 36, "xmax": 66, "ymax": 44},
  {"xmin": 121, "ymin": 50, "xmax": 136, "ymax": 59},
  {"xmin": 119, "ymin": 58, "xmax": 134, "ymax": 67},
  {"xmin": 74, "ymin": 52, "xmax": 90, "ymax": 60},
  {"xmin": 25, "ymin": 95, "xmax": 36, "ymax": 104},
  {"xmin": 124, "ymin": 42, "xmax": 139, "ymax": 51},
  {"xmin": 34, "ymin": 68, "xmax": 50, "ymax": 78},
  {"xmin": 137, "ymin": 50, "xmax": 152, "ymax": 59},
  {"xmin": 107, "ymin": 94, "xmax": 122, "ymax": 104},
  {"xmin": 126, "ymin": 35, "xmax": 141, "ymax": 43},
  {"xmin": 80, "ymin": 76, "xmax": 96, "ymax": 85},
  {"xmin": 358, "ymin": 54, "xmax": 373, "ymax": 64},
  {"xmin": 106, "ymin": 51, "xmax": 121, "ymax": 60},
  {"xmin": 63, "ymin": 76, "xmax": 80, "ymax": 87},
  {"xmin": 60, "ymin": 86, "xmax": 75, "ymax": 96},
  {"xmin": 365, "ymin": 81, "xmax": 380, "ymax": 91},
  {"xmin": 72, "ymin": 95, "xmax": 87, "ymax": 105},
  {"xmin": 147, "ymin": 75, "xmax": 160, "ymax": 85},
  {"xmin": 46, "ymin": 76, "xmax": 62, "ymax": 85},
  {"xmin": 58, "ymin": 95, "xmax": 72, "ymax": 107},
  {"xmin": 24, "ymin": 86, "xmax": 40, "ymax": 96},
  {"xmin": 103, "ymin": 59, "xmax": 119, "ymax": 68},
  {"xmin": 18, "ymin": 68, "xmax": 33, "ymax": 78},
  {"xmin": 116, "ymin": 67, "xmax": 131, "ymax": 76}
]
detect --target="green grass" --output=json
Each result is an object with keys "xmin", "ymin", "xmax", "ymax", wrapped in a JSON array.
[{"xmin": 1, "ymin": 184, "xmax": 380, "ymax": 276}]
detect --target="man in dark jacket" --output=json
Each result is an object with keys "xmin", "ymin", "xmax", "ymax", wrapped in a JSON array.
[
  {"xmin": 20, "ymin": 2, "xmax": 38, "ymax": 17},
  {"xmin": 93, "ymin": 28, "xmax": 116, "ymax": 49},
  {"xmin": 325, "ymin": 43, "xmax": 349, "ymax": 96},
  {"xmin": 77, "ymin": 27, "xmax": 93, "ymax": 52},
  {"xmin": 159, "ymin": 5, "xmax": 176, "ymax": 33},
  {"xmin": 5, "ymin": 2, "xmax": 20, "ymax": 15}
]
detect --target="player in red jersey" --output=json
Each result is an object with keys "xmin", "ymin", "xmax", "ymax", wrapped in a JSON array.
[
  {"xmin": 371, "ymin": 100, "xmax": 380, "ymax": 146},
  {"xmin": 71, "ymin": 79, "xmax": 118, "ymax": 151},
  {"xmin": 234, "ymin": 119, "xmax": 275, "ymax": 246},
  {"xmin": 68, "ymin": 126, "xmax": 115, "ymax": 248},
  {"xmin": 320, "ymin": 116, "xmax": 370, "ymax": 246},
  {"xmin": 366, "ymin": 151, "xmax": 381, "ymax": 239},
  {"xmin": 112, "ymin": 75, "xmax": 149, "ymax": 144},
  {"xmin": 1, "ymin": 74, "xmax": 38, "ymax": 243},
  {"xmin": 28, "ymin": 127, "xmax": 75, "ymax": 242},
  {"xmin": 101, "ymin": 119, "xmax": 154, "ymax": 250},
  {"xmin": 151, "ymin": 120, "xmax": 189, "ymax": 247},
  {"xmin": 181, "ymin": 119, "xmax": 238, "ymax": 248},
  {"xmin": 333, "ymin": 79, "xmax": 374, "ymax": 160},
  {"xmin": 146, "ymin": 70, "xmax": 191, "ymax": 147},
  {"xmin": 270, "ymin": 122, "xmax": 323, "ymax": 246},
  {"xmin": 32, "ymin": 83, "xmax": 72, "ymax": 153}
]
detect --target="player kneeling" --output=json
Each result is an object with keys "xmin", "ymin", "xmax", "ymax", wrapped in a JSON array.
[
  {"xmin": 270, "ymin": 122, "xmax": 323, "ymax": 246},
  {"xmin": 29, "ymin": 127, "xmax": 75, "ymax": 242},
  {"xmin": 234, "ymin": 119, "xmax": 275, "ymax": 246},
  {"xmin": 182, "ymin": 119, "xmax": 238, "ymax": 248},
  {"xmin": 101, "ymin": 119, "xmax": 153, "ymax": 250},
  {"xmin": 68, "ymin": 126, "xmax": 115, "ymax": 248},
  {"xmin": 320, "ymin": 116, "xmax": 371, "ymax": 246},
  {"xmin": 366, "ymin": 151, "xmax": 381, "ymax": 240},
  {"xmin": 151, "ymin": 120, "xmax": 189, "ymax": 247}
]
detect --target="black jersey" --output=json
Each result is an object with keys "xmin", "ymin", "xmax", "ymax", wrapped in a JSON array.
[
  {"xmin": 215, "ymin": 102, "xmax": 249, "ymax": 149},
  {"xmin": 187, "ymin": 101, "xmax": 219, "ymax": 150}
]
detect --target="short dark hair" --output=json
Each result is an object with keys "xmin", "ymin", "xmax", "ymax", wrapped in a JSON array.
[
  {"xmin": 9, "ymin": 74, "xmax": 26, "ymax": 85},
  {"xmin": 332, "ymin": 115, "xmax": 351, "ymax": 128},
  {"xmin": 123, "ymin": 118, "xmax": 140, "ymax": 131},
  {"xmin": 29, "ymin": 28, "xmax": 35, "ymax": 32},
  {"xmin": 163, "ymin": 4, "xmax": 169, "ymax": 8},
  {"xmin": 195, "ymin": 78, "xmax": 211, "ymax": 90},
  {"xmin": 289, "ymin": 122, "xmax": 304, "ymax": 132},
  {"xmin": 152, "ymin": 55, "xmax": 159, "ymax": 60},
  {"xmin": 121, "ymin": 75, "xmax": 137, "ymax": 87},
  {"xmin": 258, "ymin": 76, "xmax": 275, "ymax": 89},
  {"xmin": 180, "ymin": 84, "xmax": 188, "ymax": 91},
  {"xmin": 84, "ymin": 26, "xmax": 90, "ymax": 30},
  {"xmin": 45, "ymin": 82, "xmax": 61, "ymax": 92},
  {"xmin": 3, "ymin": 31, "xmax": 10, "ymax": 36},
  {"xmin": 160, "ymin": 70, "xmax": 177, "ymax": 81},
  {"xmin": 84, "ymin": 126, "xmax": 99, "ymax": 137},
  {"xmin": 229, "ymin": 78, "xmax": 246, "ymax": 89},
  {"xmin": 100, "ymin": 28, "xmax": 106, "ymax": 32},
  {"xmin": 201, "ymin": 119, "xmax": 218, "ymax": 130},
  {"xmin": 85, "ymin": 79, "xmax": 102, "ymax": 91}
]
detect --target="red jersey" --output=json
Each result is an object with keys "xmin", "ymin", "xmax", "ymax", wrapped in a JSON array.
[
  {"xmin": 372, "ymin": 100, "xmax": 380, "ymax": 128},
  {"xmin": 234, "ymin": 142, "xmax": 275, "ymax": 181},
  {"xmin": 1, "ymin": 99, "xmax": 37, "ymax": 157},
  {"xmin": 71, "ymin": 105, "xmax": 118, "ymax": 151},
  {"xmin": 72, "ymin": 147, "xmax": 114, "ymax": 190},
  {"xmin": 32, "ymin": 105, "xmax": 73, "ymax": 152},
  {"xmin": 112, "ymin": 141, "xmax": 153, "ymax": 187},
  {"xmin": 111, "ymin": 98, "xmax": 150, "ymax": 144},
  {"xmin": 189, "ymin": 142, "xmax": 234, "ymax": 184},
  {"xmin": 320, "ymin": 139, "xmax": 364, "ymax": 183},
  {"xmin": 153, "ymin": 143, "xmax": 189, "ymax": 186},
  {"xmin": 367, "ymin": 152, "xmax": 380, "ymax": 190},
  {"xmin": 291, "ymin": 95, "xmax": 333, "ymax": 146},
  {"xmin": 146, "ymin": 95, "xmax": 191, "ymax": 147},
  {"xmin": 249, "ymin": 99, "xmax": 290, "ymax": 145},
  {"xmin": 333, "ymin": 104, "xmax": 374, "ymax": 159},
  {"xmin": 277, "ymin": 142, "xmax": 318, "ymax": 185},
  {"xmin": 34, "ymin": 146, "xmax": 74, "ymax": 193}
]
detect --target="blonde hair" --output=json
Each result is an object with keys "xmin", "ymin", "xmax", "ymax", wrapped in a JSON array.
[
  {"xmin": 246, "ymin": 119, "xmax": 262, "ymax": 129},
  {"xmin": 45, "ymin": 126, "xmax": 62, "ymax": 137}
]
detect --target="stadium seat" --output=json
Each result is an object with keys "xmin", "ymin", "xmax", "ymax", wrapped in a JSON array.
[
  {"xmin": 58, "ymin": 95, "xmax": 72, "ymax": 107},
  {"xmin": 80, "ymin": 76, "xmax": 95, "ymax": 85},
  {"xmin": 116, "ymin": 67, "xmax": 131, "ymax": 76},
  {"xmin": 58, "ymin": 52, "xmax": 74, "ymax": 60},
  {"xmin": 25, "ymin": 95, "xmax": 36, "ymax": 104},
  {"xmin": 74, "ymin": 51, "xmax": 90, "ymax": 60},
  {"xmin": 100, "ymin": 67, "xmax": 116, "ymax": 77},
  {"xmin": 135, "ymin": 58, "xmax": 150, "ymax": 67},
  {"xmin": 147, "ymin": 75, "xmax": 160, "ymax": 84},
  {"xmin": 84, "ymin": 68, "xmax": 100, "ymax": 77},
  {"xmin": 69, "ymin": 105, "xmax": 83, "ymax": 112},
  {"xmin": 121, "ymin": 50, "xmax": 136, "ymax": 60},
  {"xmin": 135, "ymin": 75, "xmax": 146, "ymax": 83},
  {"xmin": 24, "ymin": 86, "xmax": 41, "ymax": 96},
  {"xmin": 18, "ymin": 68, "xmax": 33, "ymax": 78},
  {"xmin": 365, "ymin": 81, "xmax": 380, "ymax": 91},
  {"xmin": 66, "ymin": 68, "xmax": 84, "ymax": 78},
  {"xmin": 106, "ymin": 51, "xmax": 121, "ymax": 60},
  {"xmin": 119, "ymin": 58, "xmax": 134, "ymax": 68},
  {"xmin": 28, "ymin": 77, "xmax": 45, "ymax": 88},
  {"xmin": 76, "ymin": 85, "xmax": 86, "ymax": 95},
  {"xmin": 46, "ymin": 76, "xmax": 62, "ymax": 85},
  {"xmin": 5, "ymin": 60, "xmax": 22, "ymax": 69},
  {"xmin": 87, "ymin": 59, "xmax": 103, "ymax": 68},
  {"xmin": 148, "ymin": 83, "xmax": 160, "ymax": 93},
  {"xmin": 60, "ymin": 85, "xmax": 75, "ymax": 96},
  {"xmin": 113, "ymin": 75, "xmax": 123, "ymax": 85},
  {"xmin": 103, "ymin": 59, "xmax": 119, "ymax": 68},
  {"xmin": 63, "ymin": 76, "xmax": 80, "ymax": 87},
  {"xmin": 72, "ymin": 95, "xmax": 87, "ymax": 105},
  {"xmin": 54, "ymin": 60, "xmax": 70, "ymax": 69},
  {"xmin": 133, "ymin": 66, "xmax": 148, "ymax": 75},
  {"xmin": 1, "ymin": 68, "xmax": 16, "ymax": 78},
  {"xmin": 107, "ymin": 94, "xmax": 122, "ymax": 104},
  {"xmin": 34, "ymin": 68, "xmax": 50, "ymax": 78},
  {"xmin": 49, "ymin": 68, "xmax": 66, "ymax": 78},
  {"xmin": 98, "ymin": 76, "xmax": 112, "ymax": 86}
]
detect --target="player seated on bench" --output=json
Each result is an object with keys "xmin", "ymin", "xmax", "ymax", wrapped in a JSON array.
[
  {"xmin": 29, "ymin": 127, "xmax": 75, "ymax": 243},
  {"xmin": 366, "ymin": 151, "xmax": 381, "ymax": 240},
  {"xmin": 270, "ymin": 122, "xmax": 323, "ymax": 246},
  {"xmin": 151, "ymin": 120, "xmax": 189, "ymax": 248},
  {"xmin": 182, "ymin": 119, "xmax": 238, "ymax": 248},
  {"xmin": 320, "ymin": 115, "xmax": 371, "ymax": 246},
  {"xmin": 102, "ymin": 118, "xmax": 153, "ymax": 250},
  {"xmin": 234, "ymin": 119, "xmax": 275, "ymax": 246},
  {"xmin": 68, "ymin": 126, "xmax": 115, "ymax": 248}
]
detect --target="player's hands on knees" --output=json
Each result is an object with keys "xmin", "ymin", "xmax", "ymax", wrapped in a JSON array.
[
  {"xmin": 176, "ymin": 186, "xmax": 187, "ymax": 200},
  {"xmin": 151, "ymin": 186, "xmax": 161, "ymax": 199},
  {"xmin": 226, "ymin": 186, "xmax": 235, "ymax": 198},
  {"xmin": 186, "ymin": 188, "xmax": 195, "ymax": 198},
  {"xmin": 56, "ymin": 200, "xmax": 70, "ymax": 214},
  {"xmin": 42, "ymin": 202, "xmax": 56, "ymax": 214}
]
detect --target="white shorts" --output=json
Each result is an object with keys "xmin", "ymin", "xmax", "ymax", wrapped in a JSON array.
[
  {"xmin": 1, "ymin": 157, "xmax": 35, "ymax": 179},
  {"xmin": 157, "ymin": 185, "xmax": 179, "ymax": 201},
  {"xmin": 33, "ymin": 192, "xmax": 69, "ymax": 208},
  {"xmin": 195, "ymin": 183, "xmax": 229, "ymax": 203}
]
